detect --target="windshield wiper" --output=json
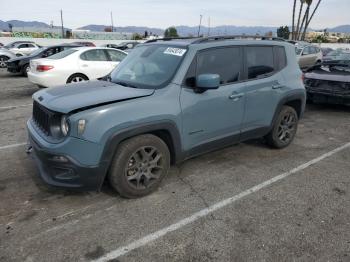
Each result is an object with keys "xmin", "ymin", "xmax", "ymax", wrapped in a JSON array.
[{"xmin": 114, "ymin": 81, "xmax": 138, "ymax": 88}]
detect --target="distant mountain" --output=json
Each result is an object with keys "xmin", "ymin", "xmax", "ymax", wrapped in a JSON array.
[
  {"xmin": 176, "ymin": 25, "xmax": 279, "ymax": 36},
  {"xmin": 78, "ymin": 25, "xmax": 164, "ymax": 36},
  {"xmin": 328, "ymin": 25, "xmax": 350, "ymax": 33},
  {"xmin": 0, "ymin": 20, "xmax": 50, "ymax": 30},
  {"xmin": 1, "ymin": 20, "xmax": 350, "ymax": 36}
]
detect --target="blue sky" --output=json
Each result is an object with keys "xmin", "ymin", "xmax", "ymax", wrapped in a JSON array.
[{"xmin": 0, "ymin": 0, "xmax": 349, "ymax": 29}]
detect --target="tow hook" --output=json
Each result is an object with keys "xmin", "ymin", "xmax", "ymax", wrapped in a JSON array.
[{"xmin": 26, "ymin": 145, "xmax": 33, "ymax": 154}]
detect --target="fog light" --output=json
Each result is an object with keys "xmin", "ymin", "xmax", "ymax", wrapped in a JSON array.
[
  {"xmin": 78, "ymin": 119, "xmax": 86, "ymax": 135},
  {"xmin": 51, "ymin": 155, "xmax": 68, "ymax": 163}
]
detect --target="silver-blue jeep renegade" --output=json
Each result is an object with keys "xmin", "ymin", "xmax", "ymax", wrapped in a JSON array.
[{"xmin": 27, "ymin": 36, "xmax": 306, "ymax": 198}]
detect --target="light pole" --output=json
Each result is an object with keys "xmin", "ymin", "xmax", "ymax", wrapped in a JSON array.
[
  {"xmin": 197, "ymin": 14, "xmax": 203, "ymax": 37},
  {"xmin": 110, "ymin": 11, "xmax": 114, "ymax": 32},
  {"xmin": 60, "ymin": 9, "xmax": 64, "ymax": 38}
]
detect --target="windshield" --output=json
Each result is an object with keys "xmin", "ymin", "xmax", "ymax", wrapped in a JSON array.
[
  {"xmin": 110, "ymin": 45, "xmax": 187, "ymax": 89},
  {"xmin": 47, "ymin": 48, "xmax": 77, "ymax": 59},
  {"xmin": 296, "ymin": 48, "xmax": 303, "ymax": 55}
]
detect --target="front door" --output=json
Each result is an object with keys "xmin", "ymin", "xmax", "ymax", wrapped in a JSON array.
[{"xmin": 180, "ymin": 47, "xmax": 246, "ymax": 153}]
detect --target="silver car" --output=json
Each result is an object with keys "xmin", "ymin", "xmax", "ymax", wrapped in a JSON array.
[
  {"xmin": 0, "ymin": 48, "xmax": 17, "ymax": 68},
  {"xmin": 296, "ymin": 44, "xmax": 323, "ymax": 69},
  {"xmin": 7, "ymin": 42, "xmax": 40, "ymax": 56}
]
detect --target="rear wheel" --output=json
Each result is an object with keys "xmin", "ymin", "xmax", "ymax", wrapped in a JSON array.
[
  {"xmin": 21, "ymin": 64, "xmax": 30, "ymax": 77},
  {"xmin": 67, "ymin": 74, "xmax": 88, "ymax": 84},
  {"xmin": 266, "ymin": 106, "xmax": 299, "ymax": 149},
  {"xmin": 0, "ymin": 55, "xmax": 9, "ymax": 68},
  {"xmin": 108, "ymin": 134, "xmax": 170, "ymax": 198}
]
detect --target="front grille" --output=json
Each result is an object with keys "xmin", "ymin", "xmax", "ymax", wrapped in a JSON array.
[{"xmin": 32, "ymin": 101, "xmax": 55, "ymax": 136}]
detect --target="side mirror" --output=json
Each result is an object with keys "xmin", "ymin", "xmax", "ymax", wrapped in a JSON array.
[{"xmin": 196, "ymin": 74, "xmax": 220, "ymax": 90}]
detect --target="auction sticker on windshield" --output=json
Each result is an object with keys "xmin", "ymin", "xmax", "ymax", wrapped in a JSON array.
[{"xmin": 164, "ymin": 47, "xmax": 187, "ymax": 56}]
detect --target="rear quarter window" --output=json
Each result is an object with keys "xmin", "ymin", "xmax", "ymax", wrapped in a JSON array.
[{"xmin": 274, "ymin": 46, "xmax": 287, "ymax": 71}]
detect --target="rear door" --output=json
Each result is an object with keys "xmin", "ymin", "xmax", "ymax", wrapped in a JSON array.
[
  {"xmin": 78, "ymin": 49, "xmax": 112, "ymax": 79},
  {"xmin": 241, "ymin": 46, "xmax": 286, "ymax": 136}
]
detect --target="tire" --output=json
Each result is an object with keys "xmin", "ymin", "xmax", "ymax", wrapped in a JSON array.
[
  {"xmin": 21, "ymin": 64, "xmax": 30, "ymax": 77},
  {"xmin": 108, "ymin": 134, "xmax": 170, "ymax": 198},
  {"xmin": 0, "ymin": 55, "xmax": 9, "ymax": 68},
  {"xmin": 67, "ymin": 73, "xmax": 88, "ymax": 84},
  {"xmin": 266, "ymin": 106, "xmax": 299, "ymax": 149}
]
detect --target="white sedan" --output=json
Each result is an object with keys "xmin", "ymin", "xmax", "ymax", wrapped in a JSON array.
[{"xmin": 28, "ymin": 47, "xmax": 127, "ymax": 88}]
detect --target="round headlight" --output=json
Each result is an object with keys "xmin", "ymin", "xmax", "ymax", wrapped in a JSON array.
[{"xmin": 61, "ymin": 115, "xmax": 70, "ymax": 136}]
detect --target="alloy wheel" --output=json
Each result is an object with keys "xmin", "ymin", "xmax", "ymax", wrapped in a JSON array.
[
  {"xmin": 0, "ymin": 57, "xmax": 8, "ymax": 68},
  {"xmin": 277, "ymin": 112, "xmax": 297, "ymax": 143},
  {"xmin": 124, "ymin": 146, "xmax": 164, "ymax": 190},
  {"xmin": 71, "ymin": 76, "xmax": 85, "ymax": 83}
]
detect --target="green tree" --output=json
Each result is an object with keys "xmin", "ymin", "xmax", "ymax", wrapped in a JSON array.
[
  {"xmin": 164, "ymin": 27, "xmax": 179, "ymax": 38},
  {"xmin": 132, "ymin": 33, "xmax": 143, "ymax": 40},
  {"xmin": 311, "ymin": 35, "xmax": 328, "ymax": 43},
  {"xmin": 277, "ymin": 26, "xmax": 290, "ymax": 39}
]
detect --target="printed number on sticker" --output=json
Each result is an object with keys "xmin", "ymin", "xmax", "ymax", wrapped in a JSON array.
[{"xmin": 164, "ymin": 47, "xmax": 187, "ymax": 57}]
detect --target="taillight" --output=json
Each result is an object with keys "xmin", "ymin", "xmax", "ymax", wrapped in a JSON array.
[
  {"xmin": 301, "ymin": 73, "xmax": 305, "ymax": 82},
  {"xmin": 37, "ymin": 65, "xmax": 54, "ymax": 72}
]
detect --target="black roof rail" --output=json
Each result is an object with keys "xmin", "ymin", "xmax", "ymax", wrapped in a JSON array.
[
  {"xmin": 144, "ymin": 35, "xmax": 286, "ymax": 44},
  {"xmin": 192, "ymin": 35, "xmax": 286, "ymax": 43},
  {"xmin": 144, "ymin": 37, "xmax": 201, "ymax": 43}
]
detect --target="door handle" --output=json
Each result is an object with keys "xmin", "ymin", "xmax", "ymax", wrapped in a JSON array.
[
  {"xmin": 272, "ymin": 84, "xmax": 283, "ymax": 89},
  {"xmin": 229, "ymin": 93, "xmax": 244, "ymax": 101},
  {"xmin": 82, "ymin": 64, "xmax": 88, "ymax": 67}
]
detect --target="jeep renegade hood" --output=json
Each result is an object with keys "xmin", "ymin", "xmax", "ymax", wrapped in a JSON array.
[{"xmin": 33, "ymin": 80, "xmax": 155, "ymax": 113}]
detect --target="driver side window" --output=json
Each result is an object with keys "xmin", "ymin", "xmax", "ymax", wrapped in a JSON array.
[{"xmin": 302, "ymin": 47, "xmax": 310, "ymax": 55}]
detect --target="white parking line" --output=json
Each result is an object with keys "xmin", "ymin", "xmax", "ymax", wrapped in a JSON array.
[
  {"xmin": 93, "ymin": 141, "xmax": 350, "ymax": 262},
  {"xmin": 0, "ymin": 142, "xmax": 27, "ymax": 150},
  {"xmin": 0, "ymin": 104, "xmax": 32, "ymax": 110}
]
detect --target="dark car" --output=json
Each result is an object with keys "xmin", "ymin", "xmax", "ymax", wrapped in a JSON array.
[
  {"xmin": 71, "ymin": 41, "xmax": 95, "ymax": 47},
  {"xmin": 103, "ymin": 42, "xmax": 139, "ymax": 52},
  {"xmin": 304, "ymin": 60, "xmax": 350, "ymax": 106},
  {"xmin": 7, "ymin": 44, "xmax": 81, "ymax": 76}
]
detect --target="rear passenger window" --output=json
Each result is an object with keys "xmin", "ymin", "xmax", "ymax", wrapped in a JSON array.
[
  {"xmin": 197, "ymin": 47, "xmax": 242, "ymax": 85},
  {"xmin": 274, "ymin": 46, "xmax": 287, "ymax": 71},
  {"xmin": 80, "ymin": 49, "xmax": 108, "ymax": 61},
  {"xmin": 246, "ymin": 47, "xmax": 274, "ymax": 79}
]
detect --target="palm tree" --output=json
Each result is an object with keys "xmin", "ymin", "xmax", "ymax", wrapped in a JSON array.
[
  {"xmin": 295, "ymin": 0, "xmax": 305, "ymax": 40},
  {"xmin": 302, "ymin": 0, "xmax": 322, "ymax": 40},
  {"xmin": 292, "ymin": 0, "xmax": 297, "ymax": 40}
]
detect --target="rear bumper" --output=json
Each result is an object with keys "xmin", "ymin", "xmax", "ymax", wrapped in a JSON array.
[
  {"xmin": 307, "ymin": 90, "xmax": 350, "ymax": 106},
  {"xmin": 27, "ymin": 71, "xmax": 64, "ymax": 88},
  {"xmin": 7, "ymin": 64, "xmax": 21, "ymax": 73},
  {"xmin": 27, "ymin": 120, "xmax": 107, "ymax": 191}
]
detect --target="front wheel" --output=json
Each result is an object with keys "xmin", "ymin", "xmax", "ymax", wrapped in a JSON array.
[
  {"xmin": 0, "ymin": 56, "xmax": 9, "ymax": 68},
  {"xmin": 108, "ymin": 134, "xmax": 170, "ymax": 198},
  {"xmin": 266, "ymin": 106, "xmax": 299, "ymax": 149},
  {"xmin": 21, "ymin": 64, "xmax": 30, "ymax": 76}
]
